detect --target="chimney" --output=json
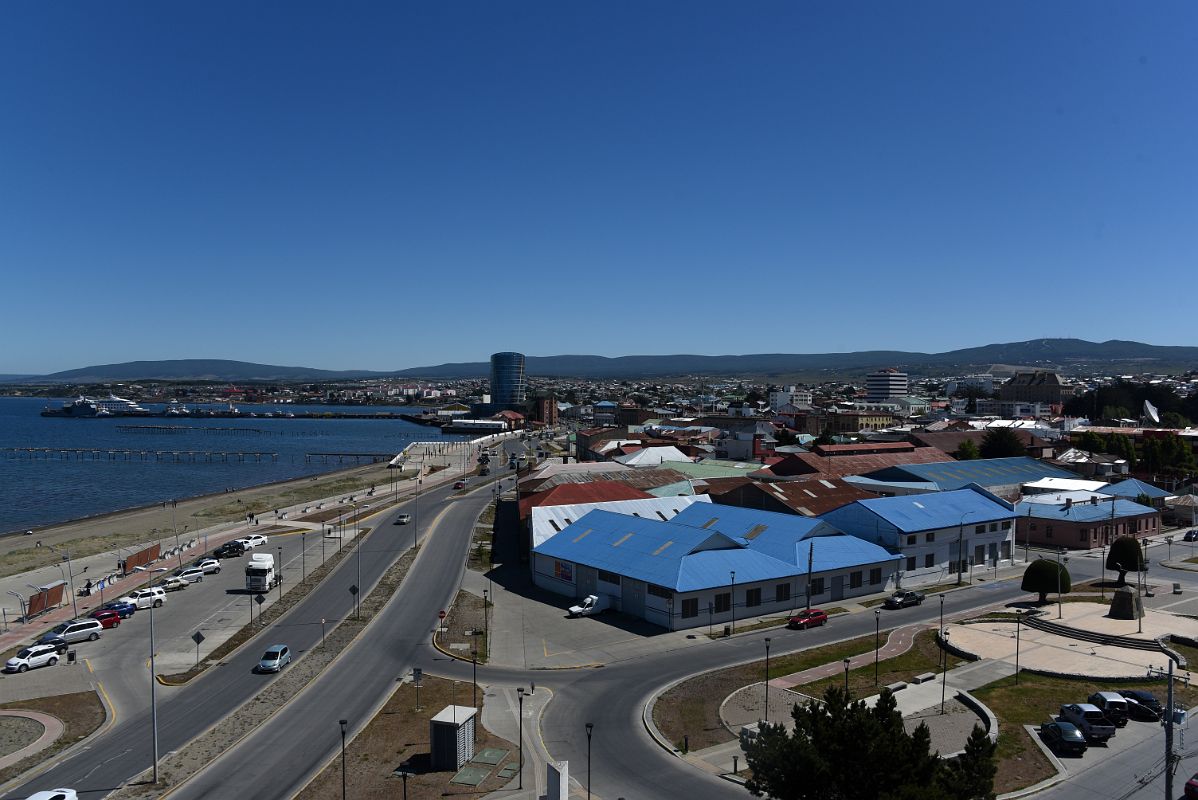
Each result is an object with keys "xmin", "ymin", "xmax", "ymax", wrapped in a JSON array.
[
  {"xmin": 1090, "ymin": 496, "xmax": 1099, "ymax": 505},
  {"xmin": 1064, "ymin": 498, "xmax": 1072, "ymax": 510}
]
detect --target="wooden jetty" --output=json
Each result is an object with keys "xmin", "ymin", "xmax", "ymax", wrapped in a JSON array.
[{"xmin": 0, "ymin": 447, "xmax": 280, "ymax": 462}]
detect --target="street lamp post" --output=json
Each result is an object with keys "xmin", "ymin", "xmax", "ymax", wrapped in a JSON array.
[
  {"xmin": 585, "ymin": 721, "xmax": 594, "ymax": 800},
  {"xmin": 483, "ymin": 589, "xmax": 489, "ymax": 656},
  {"xmin": 48, "ymin": 546, "xmax": 78, "ymax": 618},
  {"xmin": 938, "ymin": 593, "xmax": 945, "ymax": 669},
  {"xmin": 1015, "ymin": 610, "xmax": 1023, "ymax": 684},
  {"xmin": 471, "ymin": 650, "xmax": 478, "ymax": 707},
  {"xmin": 1055, "ymin": 548, "xmax": 1068, "ymax": 619},
  {"xmin": 354, "ymin": 504, "xmax": 362, "ymax": 619},
  {"xmin": 517, "ymin": 688, "xmax": 525, "ymax": 790},
  {"xmin": 301, "ymin": 532, "xmax": 306, "ymax": 580},
  {"xmin": 874, "ymin": 609, "xmax": 881, "ymax": 685},
  {"xmin": 1101, "ymin": 544, "xmax": 1106, "ymax": 600},
  {"xmin": 764, "ymin": 637, "xmax": 772, "ymax": 724},
  {"xmin": 277, "ymin": 546, "xmax": 283, "ymax": 601},
  {"xmin": 940, "ymin": 630, "xmax": 951, "ymax": 714},
  {"xmin": 843, "ymin": 658, "xmax": 850, "ymax": 696},
  {"xmin": 729, "ymin": 571, "xmax": 736, "ymax": 635},
  {"xmin": 339, "ymin": 719, "xmax": 348, "ymax": 800},
  {"xmin": 150, "ymin": 601, "xmax": 159, "ymax": 783}
]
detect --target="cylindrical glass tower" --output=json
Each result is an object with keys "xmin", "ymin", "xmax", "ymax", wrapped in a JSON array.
[{"xmin": 490, "ymin": 352, "xmax": 527, "ymax": 406}]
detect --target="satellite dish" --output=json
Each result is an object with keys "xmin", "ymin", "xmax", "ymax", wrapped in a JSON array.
[{"xmin": 1144, "ymin": 400, "xmax": 1160, "ymax": 425}]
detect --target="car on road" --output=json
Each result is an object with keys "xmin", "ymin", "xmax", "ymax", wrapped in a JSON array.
[
  {"xmin": 5, "ymin": 644, "xmax": 62, "ymax": 673},
  {"xmin": 237, "ymin": 534, "xmax": 268, "ymax": 549},
  {"xmin": 1118, "ymin": 689, "xmax": 1164, "ymax": 718},
  {"xmin": 567, "ymin": 594, "xmax": 610, "ymax": 617},
  {"xmin": 1185, "ymin": 530, "xmax": 1198, "ymax": 542},
  {"xmin": 174, "ymin": 566, "xmax": 206, "ymax": 584},
  {"xmin": 38, "ymin": 619, "xmax": 103, "ymax": 646},
  {"xmin": 24, "ymin": 791, "xmax": 78, "ymax": 800},
  {"xmin": 99, "ymin": 600, "xmax": 136, "ymax": 618},
  {"xmin": 787, "ymin": 608, "xmax": 829, "ymax": 630},
  {"xmin": 882, "ymin": 591, "xmax": 926, "ymax": 609},
  {"xmin": 479, "ymin": 466, "xmax": 491, "ymax": 476},
  {"xmin": 256, "ymin": 644, "xmax": 292, "ymax": 673},
  {"xmin": 1039, "ymin": 720, "xmax": 1087, "ymax": 755},
  {"xmin": 1188, "ymin": 772, "xmax": 1198, "ymax": 800},
  {"xmin": 120, "ymin": 587, "xmax": 166, "ymax": 609},
  {"xmin": 161, "ymin": 576, "xmax": 190, "ymax": 592},
  {"xmin": 214, "ymin": 541, "xmax": 247, "ymax": 559},
  {"xmin": 453, "ymin": 480, "xmax": 467, "ymax": 489},
  {"xmin": 89, "ymin": 610, "xmax": 123, "ymax": 629},
  {"xmin": 392, "ymin": 514, "xmax": 412, "ymax": 525},
  {"xmin": 197, "ymin": 558, "xmax": 221, "ymax": 574}
]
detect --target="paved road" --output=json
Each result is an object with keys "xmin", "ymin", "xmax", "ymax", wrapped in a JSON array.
[{"xmin": 0, "ymin": 481, "xmax": 460, "ymax": 800}]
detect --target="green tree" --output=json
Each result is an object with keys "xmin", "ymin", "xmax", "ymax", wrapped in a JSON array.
[
  {"xmin": 1101, "ymin": 405, "xmax": 1132, "ymax": 423},
  {"xmin": 815, "ymin": 428, "xmax": 836, "ymax": 446},
  {"xmin": 1135, "ymin": 493, "xmax": 1154, "ymax": 507},
  {"xmin": 939, "ymin": 726, "xmax": 998, "ymax": 800},
  {"xmin": 955, "ymin": 439, "xmax": 981, "ymax": 460},
  {"xmin": 745, "ymin": 686, "xmax": 955, "ymax": 800},
  {"xmin": 1105, "ymin": 434, "xmax": 1138, "ymax": 468},
  {"xmin": 1106, "ymin": 535, "xmax": 1145, "ymax": 586},
  {"xmin": 1021, "ymin": 558, "xmax": 1071, "ymax": 604},
  {"xmin": 1161, "ymin": 411, "xmax": 1192, "ymax": 429},
  {"xmin": 1076, "ymin": 431, "xmax": 1107, "ymax": 454},
  {"xmin": 979, "ymin": 428, "xmax": 1025, "ymax": 459},
  {"xmin": 775, "ymin": 428, "xmax": 797, "ymax": 447}
]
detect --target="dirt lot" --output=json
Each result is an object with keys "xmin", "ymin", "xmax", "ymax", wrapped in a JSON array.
[
  {"xmin": 294, "ymin": 675, "xmax": 516, "ymax": 800},
  {"xmin": 0, "ymin": 691, "xmax": 106, "ymax": 785},
  {"xmin": 439, "ymin": 591, "xmax": 489, "ymax": 663}
]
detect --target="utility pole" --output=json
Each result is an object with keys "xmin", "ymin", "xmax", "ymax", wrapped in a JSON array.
[
  {"xmin": 1148, "ymin": 661, "xmax": 1178, "ymax": 800},
  {"xmin": 805, "ymin": 540, "xmax": 814, "ymax": 611}
]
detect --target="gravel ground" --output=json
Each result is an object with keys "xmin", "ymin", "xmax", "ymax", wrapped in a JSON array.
[{"xmin": 0, "ymin": 716, "xmax": 44, "ymax": 759}]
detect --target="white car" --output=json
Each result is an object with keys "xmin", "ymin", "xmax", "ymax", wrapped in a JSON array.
[
  {"xmin": 174, "ymin": 566, "xmax": 206, "ymax": 583},
  {"xmin": 5, "ymin": 643, "xmax": 62, "ymax": 673},
  {"xmin": 160, "ymin": 576, "xmax": 190, "ymax": 592},
  {"xmin": 23, "ymin": 791, "xmax": 77, "ymax": 800},
  {"xmin": 237, "ymin": 534, "xmax": 268, "ymax": 549},
  {"xmin": 119, "ymin": 588, "xmax": 166, "ymax": 609},
  {"xmin": 197, "ymin": 558, "xmax": 221, "ymax": 574}
]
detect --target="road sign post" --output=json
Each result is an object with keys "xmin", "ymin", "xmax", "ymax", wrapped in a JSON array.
[
  {"xmin": 255, "ymin": 593, "xmax": 265, "ymax": 628},
  {"xmin": 350, "ymin": 584, "xmax": 359, "ymax": 619},
  {"xmin": 191, "ymin": 630, "xmax": 205, "ymax": 667},
  {"xmin": 413, "ymin": 667, "xmax": 423, "ymax": 711}
]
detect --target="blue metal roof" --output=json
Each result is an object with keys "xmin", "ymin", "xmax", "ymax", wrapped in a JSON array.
[
  {"xmin": 671, "ymin": 503, "xmax": 831, "ymax": 542},
  {"xmin": 864, "ymin": 457, "xmax": 1078, "ymax": 491},
  {"xmin": 832, "ymin": 487, "xmax": 1016, "ymax": 533},
  {"xmin": 534, "ymin": 507, "xmax": 894, "ymax": 591},
  {"xmin": 1019, "ymin": 498, "xmax": 1157, "ymax": 523},
  {"xmin": 1103, "ymin": 478, "xmax": 1171, "ymax": 500}
]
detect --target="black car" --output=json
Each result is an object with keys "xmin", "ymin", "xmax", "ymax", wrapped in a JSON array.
[
  {"xmin": 1040, "ymin": 721, "xmax": 1087, "ymax": 755},
  {"xmin": 1184, "ymin": 530, "xmax": 1198, "ymax": 542},
  {"xmin": 214, "ymin": 541, "xmax": 247, "ymax": 559},
  {"xmin": 1118, "ymin": 689, "xmax": 1164, "ymax": 717},
  {"xmin": 1123, "ymin": 697, "xmax": 1162, "ymax": 722}
]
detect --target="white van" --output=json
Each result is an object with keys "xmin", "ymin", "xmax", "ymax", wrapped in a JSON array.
[{"xmin": 120, "ymin": 587, "xmax": 167, "ymax": 609}]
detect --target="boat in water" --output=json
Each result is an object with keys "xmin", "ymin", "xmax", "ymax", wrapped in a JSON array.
[
  {"xmin": 164, "ymin": 400, "xmax": 191, "ymax": 417},
  {"xmin": 41, "ymin": 394, "xmax": 153, "ymax": 418}
]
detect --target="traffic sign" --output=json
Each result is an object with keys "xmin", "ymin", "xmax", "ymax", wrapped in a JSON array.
[
  {"xmin": 191, "ymin": 631, "xmax": 205, "ymax": 645},
  {"xmin": 438, "ymin": 610, "xmax": 447, "ymax": 620},
  {"xmin": 255, "ymin": 593, "xmax": 266, "ymax": 606},
  {"xmin": 349, "ymin": 584, "xmax": 359, "ymax": 596}
]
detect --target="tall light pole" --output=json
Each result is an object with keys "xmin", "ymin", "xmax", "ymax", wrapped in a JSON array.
[
  {"xmin": 585, "ymin": 721, "xmax": 594, "ymax": 800},
  {"xmin": 1101, "ymin": 543, "xmax": 1106, "ymax": 600},
  {"xmin": 354, "ymin": 503, "xmax": 362, "ymax": 619},
  {"xmin": 48, "ymin": 546, "xmax": 77, "ymax": 618},
  {"xmin": 339, "ymin": 719, "xmax": 348, "ymax": 800},
  {"xmin": 517, "ymin": 688, "xmax": 525, "ymax": 790},
  {"xmin": 166, "ymin": 499, "xmax": 182, "ymax": 567},
  {"xmin": 843, "ymin": 658, "xmax": 850, "ymax": 696},
  {"xmin": 1015, "ymin": 610, "xmax": 1023, "ymax": 684},
  {"xmin": 939, "ymin": 593, "xmax": 946, "ymax": 670},
  {"xmin": 729, "ymin": 570, "xmax": 736, "ymax": 635},
  {"xmin": 277, "ymin": 545, "xmax": 283, "ymax": 601},
  {"xmin": 874, "ymin": 609, "xmax": 881, "ymax": 685},
  {"xmin": 150, "ymin": 602, "xmax": 160, "ymax": 783},
  {"xmin": 1055, "ymin": 548, "xmax": 1068, "ymax": 619},
  {"xmin": 301, "ymin": 532, "xmax": 306, "ymax": 580},
  {"xmin": 764, "ymin": 637, "xmax": 772, "ymax": 724},
  {"xmin": 940, "ymin": 630, "xmax": 951, "ymax": 714}
]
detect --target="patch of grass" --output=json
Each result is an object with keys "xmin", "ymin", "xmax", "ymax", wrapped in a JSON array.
[
  {"xmin": 653, "ymin": 635, "xmax": 877, "ymax": 751},
  {"xmin": 706, "ymin": 617, "xmax": 789, "ymax": 638},
  {"xmin": 0, "ymin": 690, "xmax": 106, "ymax": 785},
  {"xmin": 193, "ymin": 468, "xmax": 403, "ymax": 519},
  {"xmin": 439, "ymin": 590, "xmax": 489, "ymax": 663},
  {"xmin": 795, "ymin": 630, "xmax": 962, "ymax": 698},
  {"xmin": 973, "ymin": 672, "xmax": 1198, "ymax": 794}
]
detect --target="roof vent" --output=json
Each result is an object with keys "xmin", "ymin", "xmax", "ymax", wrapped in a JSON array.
[
  {"xmin": 1065, "ymin": 498, "xmax": 1073, "ymax": 510},
  {"xmin": 1090, "ymin": 496, "xmax": 1099, "ymax": 505}
]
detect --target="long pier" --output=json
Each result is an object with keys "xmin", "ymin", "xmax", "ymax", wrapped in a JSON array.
[
  {"xmin": 303, "ymin": 452, "xmax": 396, "ymax": 464},
  {"xmin": 0, "ymin": 448, "xmax": 280, "ymax": 462}
]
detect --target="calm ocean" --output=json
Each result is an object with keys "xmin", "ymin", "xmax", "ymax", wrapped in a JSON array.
[{"xmin": 0, "ymin": 396, "xmax": 465, "ymax": 533}]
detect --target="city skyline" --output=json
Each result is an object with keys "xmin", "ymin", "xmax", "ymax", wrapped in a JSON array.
[{"xmin": 2, "ymin": 2, "xmax": 1195, "ymax": 373}]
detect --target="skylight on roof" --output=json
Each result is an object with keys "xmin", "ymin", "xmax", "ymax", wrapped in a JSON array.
[
  {"xmin": 612, "ymin": 533, "xmax": 634, "ymax": 547},
  {"xmin": 912, "ymin": 501, "xmax": 925, "ymax": 508},
  {"xmin": 819, "ymin": 480, "xmax": 836, "ymax": 488}
]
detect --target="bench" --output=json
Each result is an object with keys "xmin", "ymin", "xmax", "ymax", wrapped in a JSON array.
[
  {"xmin": 886, "ymin": 681, "xmax": 908, "ymax": 693},
  {"xmin": 913, "ymin": 672, "xmax": 937, "ymax": 685}
]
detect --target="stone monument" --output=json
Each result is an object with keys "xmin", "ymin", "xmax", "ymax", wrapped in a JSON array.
[{"xmin": 1109, "ymin": 586, "xmax": 1144, "ymax": 620}]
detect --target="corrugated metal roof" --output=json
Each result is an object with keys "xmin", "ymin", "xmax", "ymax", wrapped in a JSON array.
[
  {"xmin": 1023, "ymin": 477, "xmax": 1110, "ymax": 492},
  {"xmin": 864, "ymin": 457, "xmax": 1078, "ymax": 490},
  {"xmin": 519, "ymin": 481, "xmax": 655, "ymax": 519},
  {"xmin": 837, "ymin": 488, "xmax": 1016, "ymax": 533},
  {"xmin": 760, "ymin": 447, "xmax": 953, "ymax": 479},
  {"xmin": 531, "ymin": 495, "xmax": 712, "ymax": 548},
  {"xmin": 1019, "ymin": 498, "xmax": 1157, "ymax": 522},
  {"xmin": 665, "ymin": 461, "xmax": 763, "ymax": 479},
  {"xmin": 1104, "ymin": 478, "xmax": 1171, "ymax": 500},
  {"xmin": 672, "ymin": 503, "xmax": 828, "ymax": 542}
]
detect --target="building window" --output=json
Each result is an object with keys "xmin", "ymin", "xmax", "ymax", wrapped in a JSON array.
[
  {"xmin": 869, "ymin": 568, "xmax": 882, "ymax": 585},
  {"xmin": 1080, "ymin": 531, "xmax": 1088, "ymax": 543},
  {"xmin": 925, "ymin": 532, "xmax": 935, "ymax": 543},
  {"xmin": 647, "ymin": 583, "xmax": 671, "ymax": 599},
  {"xmin": 907, "ymin": 535, "xmax": 916, "ymax": 546},
  {"xmin": 681, "ymin": 598, "xmax": 698, "ymax": 619},
  {"xmin": 1046, "ymin": 525, "xmax": 1053, "ymax": 539},
  {"xmin": 924, "ymin": 553, "xmax": 934, "ymax": 568},
  {"xmin": 975, "ymin": 525, "xmax": 985, "ymax": 534},
  {"xmin": 746, "ymin": 587, "xmax": 762, "ymax": 608},
  {"xmin": 849, "ymin": 571, "xmax": 862, "ymax": 589},
  {"xmin": 775, "ymin": 583, "xmax": 791, "ymax": 603},
  {"xmin": 597, "ymin": 569, "xmax": 621, "ymax": 584},
  {"xmin": 1002, "ymin": 520, "xmax": 1012, "ymax": 530},
  {"xmin": 714, "ymin": 592, "xmax": 731, "ymax": 613},
  {"xmin": 810, "ymin": 577, "xmax": 825, "ymax": 596},
  {"xmin": 906, "ymin": 556, "xmax": 916, "ymax": 572},
  {"xmin": 989, "ymin": 523, "xmax": 998, "ymax": 532}
]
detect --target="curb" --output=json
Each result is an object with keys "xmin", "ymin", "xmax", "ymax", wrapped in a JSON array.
[
  {"xmin": 997, "ymin": 726, "xmax": 1069, "ymax": 800},
  {"xmin": 0, "ymin": 683, "xmax": 112, "ymax": 798}
]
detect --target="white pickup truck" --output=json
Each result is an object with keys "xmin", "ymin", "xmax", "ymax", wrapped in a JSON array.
[
  {"xmin": 568, "ymin": 594, "xmax": 610, "ymax": 617},
  {"xmin": 1059, "ymin": 703, "xmax": 1116, "ymax": 743}
]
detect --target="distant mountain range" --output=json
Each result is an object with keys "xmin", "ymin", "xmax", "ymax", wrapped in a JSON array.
[{"xmin": 7, "ymin": 340, "xmax": 1198, "ymax": 383}]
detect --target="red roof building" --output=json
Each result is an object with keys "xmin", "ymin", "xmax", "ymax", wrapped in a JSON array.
[{"xmin": 518, "ymin": 481, "xmax": 654, "ymax": 520}]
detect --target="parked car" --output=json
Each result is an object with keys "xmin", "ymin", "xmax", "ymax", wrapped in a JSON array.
[
  {"xmin": 1119, "ymin": 689, "xmax": 1164, "ymax": 718},
  {"xmin": 392, "ymin": 514, "xmax": 412, "ymax": 525},
  {"xmin": 197, "ymin": 558, "xmax": 221, "ymax": 574},
  {"xmin": 237, "ymin": 534, "xmax": 268, "ymax": 549},
  {"xmin": 1088, "ymin": 692, "xmax": 1130, "ymax": 727},
  {"xmin": 1187, "ymin": 772, "xmax": 1198, "ymax": 800},
  {"xmin": 567, "ymin": 594, "xmax": 610, "ymax": 617},
  {"xmin": 89, "ymin": 610, "xmax": 123, "ymax": 629},
  {"xmin": 1059, "ymin": 703, "xmax": 1116, "ymax": 743},
  {"xmin": 882, "ymin": 591, "xmax": 926, "ymax": 609},
  {"xmin": 174, "ymin": 566, "xmax": 206, "ymax": 584},
  {"xmin": 100, "ymin": 600, "xmax": 136, "ymax": 618},
  {"xmin": 1123, "ymin": 697, "xmax": 1162, "ymax": 722},
  {"xmin": 38, "ymin": 618, "xmax": 103, "ymax": 646},
  {"xmin": 787, "ymin": 608, "xmax": 829, "ymax": 630},
  {"xmin": 120, "ymin": 587, "xmax": 166, "ymax": 609},
  {"xmin": 1039, "ymin": 720, "xmax": 1087, "ymax": 755},
  {"xmin": 214, "ymin": 541, "xmax": 247, "ymax": 559},
  {"xmin": 4, "ymin": 643, "xmax": 62, "ymax": 673},
  {"xmin": 161, "ymin": 576, "xmax": 190, "ymax": 592},
  {"xmin": 479, "ymin": 466, "xmax": 491, "ymax": 476},
  {"xmin": 1184, "ymin": 530, "xmax": 1198, "ymax": 543},
  {"xmin": 256, "ymin": 644, "xmax": 292, "ymax": 673}
]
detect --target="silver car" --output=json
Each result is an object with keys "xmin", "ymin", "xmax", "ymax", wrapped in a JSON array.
[
  {"xmin": 256, "ymin": 644, "xmax": 291, "ymax": 673},
  {"xmin": 5, "ymin": 643, "xmax": 62, "ymax": 673}
]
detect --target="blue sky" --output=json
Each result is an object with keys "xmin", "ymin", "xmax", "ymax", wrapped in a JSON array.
[{"xmin": 1, "ymin": 2, "xmax": 1194, "ymax": 374}]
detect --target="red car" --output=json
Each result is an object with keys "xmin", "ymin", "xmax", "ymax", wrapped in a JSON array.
[
  {"xmin": 453, "ymin": 480, "xmax": 466, "ymax": 489},
  {"xmin": 89, "ymin": 609, "xmax": 123, "ymax": 629},
  {"xmin": 1186, "ymin": 772, "xmax": 1198, "ymax": 800},
  {"xmin": 787, "ymin": 608, "xmax": 829, "ymax": 630}
]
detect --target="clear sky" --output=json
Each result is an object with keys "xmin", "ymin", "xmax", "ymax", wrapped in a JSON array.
[{"xmin": 2, "ymin": 2, "xmax": 1194, "ymax": 374}]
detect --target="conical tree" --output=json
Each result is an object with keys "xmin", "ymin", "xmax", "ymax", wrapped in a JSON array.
[
  {"xmin": 940, "ymin": 725, "xmax": 998, "ymax": 800},
  {"xmin": 1021, "ymin": 558, "xmax": 1070, "ymax": 604},
  {"xmin": 1106, "ymin": 536, "xmax": 1144, "ymax": 586}
]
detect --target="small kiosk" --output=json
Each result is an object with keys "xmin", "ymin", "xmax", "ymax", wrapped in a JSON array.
[{"xmin": 430, "ymin": 705, "xmax": 477, "ymax": 771}]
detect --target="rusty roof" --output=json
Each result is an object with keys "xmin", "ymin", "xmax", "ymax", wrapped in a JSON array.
[
  {"xmin": 518, "ymin": 481, "xmax": 655, "ymax": 519},
  {"xmin": 758, "ymin": 447, "xmax": 952, "ymax": 480},
  {"xmin": 713, "ymin": 478, "xmax": 874, "ymax": 517}
]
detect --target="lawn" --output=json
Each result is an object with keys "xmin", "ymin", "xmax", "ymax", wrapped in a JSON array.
[{"xmin": 794, "ymin": 630, "xmax": 963, "ymax": 698}]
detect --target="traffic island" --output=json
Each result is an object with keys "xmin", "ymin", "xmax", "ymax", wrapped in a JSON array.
[
  {"xmin": 0, "ymin": 691, "xmax": 105, "ymax": 788},
  {"xmin": 293, "ymin": 675, "xmax": 516, "ymax": 799}
]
